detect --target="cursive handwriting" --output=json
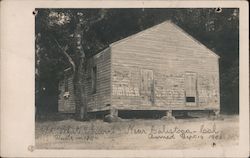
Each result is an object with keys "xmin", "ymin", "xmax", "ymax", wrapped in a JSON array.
[
  {"xmin": 39, "ymin": 123, "xmax": 222, "ymax": 141},
  {"xmin": 125, "ymin": 123, "xmax": 221, "ymax": 141}
]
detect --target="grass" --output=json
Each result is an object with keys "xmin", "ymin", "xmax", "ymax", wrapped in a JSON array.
[{"xmin": 35, "ymin": 113, "xmax": 238, "ymax": 149}]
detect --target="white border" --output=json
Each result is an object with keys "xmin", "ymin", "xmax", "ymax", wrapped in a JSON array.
[{"xmin": 0, "ymin": 1, "xmax": 249, "ymax": 157}]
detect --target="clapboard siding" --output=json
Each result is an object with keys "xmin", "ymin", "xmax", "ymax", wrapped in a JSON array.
[
  {"xmin": 58, "ymin": 48, "xmax": 111, "ymax": 113},
  {"xmin": 58, "ymin": 21, "xmax": 220, "ymax": 114},
  {"xmin": 111, "ymin": 21, "xmax": 220, "ymax": 110},
  {"xmin": 85, "ymin": 48, "xmax": 111, "ymax": 111}
]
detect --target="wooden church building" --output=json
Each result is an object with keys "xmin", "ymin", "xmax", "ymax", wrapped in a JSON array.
[{"xmin": 58, "ymin": 21, "xmax": 220, "ymax": 119}]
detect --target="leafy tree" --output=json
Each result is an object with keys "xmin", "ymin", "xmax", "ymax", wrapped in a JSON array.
[
  {"xmin": 36, "ymin": 9, "xmax": 107, "ymax": 119},
  {"xmin": 35, "ymin": 8, "xmax": 239, "ymax": 117}
]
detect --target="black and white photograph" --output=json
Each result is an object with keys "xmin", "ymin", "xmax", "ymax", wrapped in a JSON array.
[
  {"xmin": 0, "ymin": 1, "xmax": 249, "ymax": 157},
  {"xmin": 35, "ymin": 8, "xmax": 239, "ymax": 149}
]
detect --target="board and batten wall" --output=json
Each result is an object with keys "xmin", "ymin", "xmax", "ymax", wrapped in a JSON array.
[{"xmin": 110, "ymin": 21, "xmax": 220, "ymax": 111}]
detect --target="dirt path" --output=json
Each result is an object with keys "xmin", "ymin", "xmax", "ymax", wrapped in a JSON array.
[{"xmin": 35, "ymin": 115, "xmax": 238, "ymax": 149}]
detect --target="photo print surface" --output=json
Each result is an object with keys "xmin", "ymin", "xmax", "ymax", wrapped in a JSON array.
[{"xmin": 35, "ymin": 8, "xmax": 239, "ymax": 149}]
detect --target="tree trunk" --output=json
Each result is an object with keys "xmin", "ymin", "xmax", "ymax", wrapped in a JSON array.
[
  {"xmin": 54, "ymin": 36, "xmax": 88, "ymax": 120},
  {"xmin": 54, "ymin": 12, "xmax": 107, "ymax": 120},
  {"xmin": 73, "ymin": 57, "xmax": 88, "ymax": 120}
]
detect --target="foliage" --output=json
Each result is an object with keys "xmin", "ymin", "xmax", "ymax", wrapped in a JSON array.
[{"xmin": 35, "ymin": 8, "xmax": 239, "ymax": 114}]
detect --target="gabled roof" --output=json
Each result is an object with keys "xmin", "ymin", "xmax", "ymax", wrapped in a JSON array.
[{"xmin": 109, "ymin": 20, "xmax": 219, "ymax": 58}]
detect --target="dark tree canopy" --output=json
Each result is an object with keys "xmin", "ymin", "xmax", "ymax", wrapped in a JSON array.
[{"xmin": 35, "ymin": 8, "xmax": 239, "ymax": 114}]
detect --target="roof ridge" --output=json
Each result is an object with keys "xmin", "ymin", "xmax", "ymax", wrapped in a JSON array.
[
  {"xmin": 110, "ymin": 20, "xmax": 171, "ymax": 47},
  {"xmin": 109, "ymin": 20, "xmax": 219, "ymax": 58}
]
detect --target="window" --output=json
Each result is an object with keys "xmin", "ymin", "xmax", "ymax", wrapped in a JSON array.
[
  {"xmin": 186, "ymin": 97, "xmax": 195, "ymax": 102},
  {"xmin": 64, "ymin": 77, "xmax": 68, "ymax": 92},
  {"xmin": 91, "ymin": 66, "xmax": 97, "ymax": 93},
  {"xmin": 63, "ymin": 76, "xmax": 70, "ymax": 99}
]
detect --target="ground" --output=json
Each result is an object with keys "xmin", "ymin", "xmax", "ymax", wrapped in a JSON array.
[{"xmin": 35, "ymin": 113, "xmax": 238, "ymax": 149}]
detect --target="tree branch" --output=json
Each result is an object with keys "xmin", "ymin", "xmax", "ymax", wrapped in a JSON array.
[
  {"xmin": 54, "ymin": 38, "xmax": 76, "ymax": 72},
  {"xmin": 80, "ymin": 10, "xmax": 106, "ymax": 26}
]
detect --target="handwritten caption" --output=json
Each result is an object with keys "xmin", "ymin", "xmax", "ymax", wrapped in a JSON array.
[
  {"xmin": 127, "ymin": 123, "xmax": 221, "ymax": 140},
  {"xmin": 39, "ymin": 123, "xmax": 222, "ymax": 142}
]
